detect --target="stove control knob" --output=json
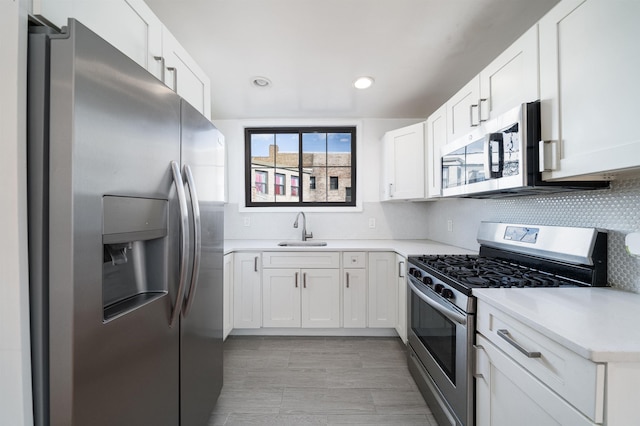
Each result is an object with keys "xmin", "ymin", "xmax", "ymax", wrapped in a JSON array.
[
  {"xmin": 408, "ymin": 267, "xmax": 416, "ymax": 276},
  {"xmin": 434, "ymin": 284, "xmax": 444, "ymax": 294},
  {"xmin": 412, "ymin": 269, "xmax": 422, "ymax": 278},
  {"xmin": 422, "ymin": 276, "xmax": 433, "ymax": 286},
  {"xmin": 441, "ymin": 288, "xmax": 454, "ymax": 299}
]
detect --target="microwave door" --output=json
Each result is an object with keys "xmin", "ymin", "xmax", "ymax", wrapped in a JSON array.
[{"xmin": 465, "ymin": 138, "xmax": 497, "ymax": 194}]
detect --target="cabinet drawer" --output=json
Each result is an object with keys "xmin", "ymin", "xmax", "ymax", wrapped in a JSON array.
[
  {"xmin": 262, "ymin": 251, "xmax": 340, "ymax": 269},
  {"xmin": 342, "ymin": 252, "xmax": 366, "ymax": 268},
  {"xmin": 477, "ymin": 300, "xmax": 605, "ymax": 423}
]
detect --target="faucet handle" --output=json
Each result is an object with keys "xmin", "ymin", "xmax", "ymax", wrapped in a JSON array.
[{"xmin": 305, "ymin": 231, "xmax": 313, "ymax": 240}]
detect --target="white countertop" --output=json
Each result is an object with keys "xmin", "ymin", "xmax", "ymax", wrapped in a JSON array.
[
  {"xmin": 474, "ymin": 287, "xmax": 640, "ymax": 363},
  {"xmin": 224, "ymin": 239, "xmax": 476, "ymax": 258}
]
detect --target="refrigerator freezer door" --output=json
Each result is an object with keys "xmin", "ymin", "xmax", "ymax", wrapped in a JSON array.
[
  {"xmin": 43, "ymin": 20, "xmax": 182, "ymax": 425},
  {"xmin": 180, "ymin": 100, "xmax": 224, "ymax": 425}
]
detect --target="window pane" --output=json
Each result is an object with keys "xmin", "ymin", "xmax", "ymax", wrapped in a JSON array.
[
  {"xmin": 327, "ymin": 133, "xmax": 352, "ymax": 166},
  {"xmin": 251, "ymin": 134, "xmax": 275, "ymax": 167},
  {"xmin": 302, "ymin": 133, "xmax": 327, "ymax": 167},
  {"xmin": 327, "ymin": 168, "xmax": 351, "ymax": 202},
  {"xmin": 303, "ymin": 172, "xmax": 327, "ymax": 203}
]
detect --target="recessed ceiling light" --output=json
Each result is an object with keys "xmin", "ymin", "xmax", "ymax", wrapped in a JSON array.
[
  {"xmin": 252, "ymin": 77, "xmax": 272, "ymax": 88},
  {"xmin": 353, "ymin": 76, "xmax": 374, "ymax": 89}
]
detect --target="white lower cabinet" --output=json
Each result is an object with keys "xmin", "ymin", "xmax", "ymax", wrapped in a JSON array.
[
  {"xmin": 222, "ymin": 253, "xmax": 233, "ymax": 340},
  {"xmin": 232, "ymin": 252, "xmax": 261, "ymax": 329},
  {"xmin": 262, "ymin": 252, "xmax": 340, "ymax": 328},
  {"xmin": 262, "ymin": 268, "xmax": 340, "ymax": 328},
  {"xmin": 475, "ymin": 334, "xmax": 596, "ymax": 426},
  {"xmin": 368, "ymin": 252, "xmax": 397, "ymax": 328},
  {"xmin": 343, "ymin": 252, "xmax": 367, "ymax": 328},
  {"xmin": 395, "ymin": 254, "xmax": 407, "ymax": 343},
  {"xmin": 475, "ymin": 299, "xmax": 603, "ymax": 425},
  {"xmin": 343, "ymin": 269, "xmax": 367, "ymax": 328}
]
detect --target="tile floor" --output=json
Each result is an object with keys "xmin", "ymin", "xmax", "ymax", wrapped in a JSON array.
[{"xmin": 208, "ymin": 336, "xmax": 439, "ymax": 425}]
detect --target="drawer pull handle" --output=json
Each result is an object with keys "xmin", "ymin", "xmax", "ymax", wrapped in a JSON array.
[{"xmin": 497, "ymin": 329, "xmax": 541, "ymax": 358}]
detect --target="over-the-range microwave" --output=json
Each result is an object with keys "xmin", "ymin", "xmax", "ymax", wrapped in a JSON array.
[{"xmin": 440, "ymin": 101, "xmax": 609, "ymax": 198}]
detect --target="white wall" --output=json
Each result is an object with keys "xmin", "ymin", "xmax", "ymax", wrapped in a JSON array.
[
  {"xmin": 215, "ymin": 117, "xmax": 434, "ymax": 240},
  {"xmin": 0, "ymin": 0, "xmax": 34, "ymax": 424}
]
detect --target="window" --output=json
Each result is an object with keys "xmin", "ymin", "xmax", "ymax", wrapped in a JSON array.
[
  {"xmin": 275, "ymin": 173, "xmax": 285, "ymax": 195},
  {"xmin": 329, "ymin": 176, "xmax": 338, "ymax": 190},
  {"xmin": 245, "ymin": 127, "xmax": 356, "ymax": 207},
  {"xmin": 255, "ymin": 170, "xmax": 267, "ymax": 195}
]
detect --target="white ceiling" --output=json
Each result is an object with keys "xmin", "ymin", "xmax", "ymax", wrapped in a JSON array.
[{"xmin": 145, "ymin": 0, "xmax": 559, "ymax": 120}]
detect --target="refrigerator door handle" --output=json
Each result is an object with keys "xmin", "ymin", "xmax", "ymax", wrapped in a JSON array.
[
  {"xmin": 182, "ymin": 164, "xmax": 202, "ymax": 317},
  {"xmin": 170, "ymin": 160, "xmax": 190, "ymax": 327}
]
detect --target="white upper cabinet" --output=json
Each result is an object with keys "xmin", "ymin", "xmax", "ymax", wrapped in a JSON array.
[
  {"xmin": 445, "ymin": 25, "xmax": 539, "ymax": 143},
  {"xmin": 479, "ymin": 25, "xmax": 539, "ymax": 120},
  {"xmin": 162, "ymin": 26, "xmax": 212, "ymax": 119},
  {"xmin": 32, "ymin": 0, "xmax": 211, "ymax": 119},
  {"xmin": 33, "ymin": 0, "xmax": 164, "ymax": 80},
  {"xmin": 425, "ymin": 104, "xmax": 447, "ymax": 198},
  {"xmin": 539, "ymin": 0, "xmax": 640, "ymax": 180},
  {"xmin": 381, "ymin": 122, "xmax": 426, "ymax": 201},
  {"xmin": 445, "ymin": 77, "xmax": 481, "ymax": 143}
]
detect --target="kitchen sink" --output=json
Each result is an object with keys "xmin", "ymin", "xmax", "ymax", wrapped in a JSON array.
[{"xmin": 278, "ymin": 241, "xmax": 327, "ymax": 247}]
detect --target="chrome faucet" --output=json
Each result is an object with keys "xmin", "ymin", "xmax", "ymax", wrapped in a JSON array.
[{"xmin": 293, "ymin": 211, "xmax": 313, "ymax": 241}]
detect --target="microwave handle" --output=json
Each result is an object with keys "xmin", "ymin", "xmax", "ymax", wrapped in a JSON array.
[{"xmin": 487, "ymin": 133, "xmax": 504, "ymax": 179}]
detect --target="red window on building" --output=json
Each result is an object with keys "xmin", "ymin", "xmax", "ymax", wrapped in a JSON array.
[
  {"xmin": 291, "ymin": 176, "xmax": 299, "ymax": 196},
  {"xmin": 275, "ymin": 173, "xmax": 285, "ymax": 195}
]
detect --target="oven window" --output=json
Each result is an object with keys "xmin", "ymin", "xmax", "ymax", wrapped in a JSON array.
[{"xmin": 411, "ymin": 290, "xmax": 456, "ymax": 383}]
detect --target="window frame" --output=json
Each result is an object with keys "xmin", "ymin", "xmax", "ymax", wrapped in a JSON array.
[{"xmin": 245, "ymin": 126, "xmax": 357, "ymax": 207}]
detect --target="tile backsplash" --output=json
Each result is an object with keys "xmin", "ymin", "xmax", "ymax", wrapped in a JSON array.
[{"xmin": 425, "ymin": 176, "xmax": 640, "ymax": 293}]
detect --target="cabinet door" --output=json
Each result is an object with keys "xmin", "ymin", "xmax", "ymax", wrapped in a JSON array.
[
  {"xmin": 367, "ymin": 252, "xmax": 397, "ymax": 328},
  {"xmin": 475, "ymin": 335, "xmax": 596, "ymax": 426},
  {"xmin": 382, "ymin": 122, "xmax": 426, "ymax": 200},
  {"xmin": 395, "ymin": 255, "xmax": 407, "ymax": 343},
  {"xmin": 426, "ymin": 104, "xmax": 447, "ymax": 198},
  {"xmin": 232, "ymin": 253, "xmax": 261, "ymax": 328},
  {"xmin": 301, "ymin": 269, "xmax": 340, "ymax": 328},
  {"xmin": 223, "ymin": 253, "xmax": 234, "ymax": 339},
  {"xmin": 479, "ymin": 25, "xmax": 539, "ymax": 120},
  {"xmin": 162, "ymin": 26, "xmax": 212, "ymax": 119},
  {"xmin": 262, "ymin": 269, "xmax": 301, "ymax": 327},
  {"xmin": 343, "ymin": 268, "xmax": 367, "ymax": 328},
  {"xmin": 539, "ymin": 0, "xmax": 640, "ymax": 180},
  {"xmin": 34, "ymin": 0, "xmax": 164, "ymax": 81},
  {"xmin": 446, "ymin": 77, "xmax": 481, "ymax": 142}
]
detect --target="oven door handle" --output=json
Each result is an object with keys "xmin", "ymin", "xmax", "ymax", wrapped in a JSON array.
[{"xmin": 408, "ymin": 280, "xmax": 467, "ymax": 325}]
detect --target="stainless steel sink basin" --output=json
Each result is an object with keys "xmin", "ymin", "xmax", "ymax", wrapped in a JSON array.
[{"xmin": 278, "ymin": 241, "xmax": 327, "ymax": 247}]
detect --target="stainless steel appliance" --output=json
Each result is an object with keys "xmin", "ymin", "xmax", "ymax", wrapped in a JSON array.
[
  {"xmin": 407, "ymin": 222, "xmax": 607, "ymax": 426},
  {"xmin": 440, "ymin": 102, "xmax": 609, "ymax": 198},
  {"xmin": 27, "ymin": 20, "xmax": 225, "ymax": 426}
]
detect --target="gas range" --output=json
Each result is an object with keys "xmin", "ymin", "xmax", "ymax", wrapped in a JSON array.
[
  {"xmin": 410, "ymin": 254, "xmax": 583, "ymax": 295},
  {"xmin": 406, "ymin": 222, "xmax": 608, "ymax": 426}
]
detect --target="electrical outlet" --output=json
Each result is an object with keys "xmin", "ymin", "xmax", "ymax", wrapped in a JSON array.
[
  {"xmin": 447, "ymin": 219, "xmax": 453, "ymax": 232},
  {"xmin": 368, "ymin": 218, "xmax": 376, "ymax": 228},
  {"xmin": 243, "ymin": 217, "xmax": 251, "ymax": 227}
]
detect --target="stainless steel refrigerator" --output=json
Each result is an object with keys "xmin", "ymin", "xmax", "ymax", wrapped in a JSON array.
[{"xmin": 27, "ymin": 19, "xmax": 224, "ymax": 426}]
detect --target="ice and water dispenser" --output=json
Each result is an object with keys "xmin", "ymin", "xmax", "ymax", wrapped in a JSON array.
[{"xmin": 102, "ymin": 196, "xmax": 169, "ymax": 322}]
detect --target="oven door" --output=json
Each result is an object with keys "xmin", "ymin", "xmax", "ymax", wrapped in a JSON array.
[{"xmin": 407, "ymin": 277, "xmax": 473, "ymax": 426}]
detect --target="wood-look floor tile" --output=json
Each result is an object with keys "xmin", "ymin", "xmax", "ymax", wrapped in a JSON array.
[
  {"xmin": 224, "ymin": 413, "xmax": 328, "ymax": 425},
  {"xmin": 326, "ymin": 367, "xmax": 416, "ymax": 390},
  {"xmin": 326, "ymin": 413, "xmax": 432, "ymax": 425},
  {"xmin": 280, "ymin": 387, "xmax": 375, "ymax": 415},
  {"xmin": 287, "ymin": 351, "xmax": 362, "ymax": 369}
]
